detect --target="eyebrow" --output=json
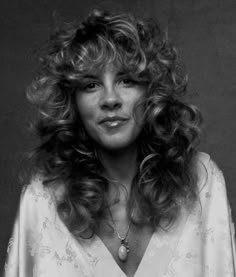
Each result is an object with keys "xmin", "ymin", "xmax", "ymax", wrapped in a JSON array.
[
  {"xmin": 80, "ymin": 74, "xmax": 99, "ymax": 79},
  {"xmin": 79, "ymin": 70, "xmax": 134, "ymax": 81},
  {"xmin": 116, "ymin": 71, "xmax": 128, "ymax": 76}
]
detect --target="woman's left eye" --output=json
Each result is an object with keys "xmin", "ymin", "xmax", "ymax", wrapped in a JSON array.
[{"xmin": 119, "ymin": 78, "xmax": 136, "ymax": 87}]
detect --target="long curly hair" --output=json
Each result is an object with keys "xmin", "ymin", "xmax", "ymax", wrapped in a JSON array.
[{"xmin": 27, "ymin": 9, "xmax": 202, "ymax": 236}]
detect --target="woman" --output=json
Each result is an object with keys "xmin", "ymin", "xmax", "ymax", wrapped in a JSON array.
[{"xmin": 4, "ymin": 9, "xmax": 235, "ymax": 277}]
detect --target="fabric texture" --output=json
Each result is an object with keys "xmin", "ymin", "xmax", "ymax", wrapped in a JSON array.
[{"xmin": 4, "ymin": 152, "xmax": 236, "ymax": 276}]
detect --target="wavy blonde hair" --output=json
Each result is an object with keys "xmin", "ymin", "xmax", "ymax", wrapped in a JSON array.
[{"xmin": 27, "ymin": 9, "xmax": 202, "ymax": 236}]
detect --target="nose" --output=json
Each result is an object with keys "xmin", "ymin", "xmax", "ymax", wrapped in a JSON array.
[{"xmin": 100, "ymin": 86, "xmax": 122, "ymax": 111}]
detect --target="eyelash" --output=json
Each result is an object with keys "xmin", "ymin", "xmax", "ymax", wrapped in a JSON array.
[
  {"xmin": 84, "ymin": 82, "xmax": 99, "ymax": 90},
  {"xmin": 119, "ymin": 78, "xmax": 137, "ymax": 86},
  {"xmin": 80, "ymin": 77, "xmax": 138, "ymax": 92}
]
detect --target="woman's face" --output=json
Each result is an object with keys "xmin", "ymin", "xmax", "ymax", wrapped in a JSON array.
[{"xmin": 75, "ymin": 64, "xmax": 146, "ymax": 151}]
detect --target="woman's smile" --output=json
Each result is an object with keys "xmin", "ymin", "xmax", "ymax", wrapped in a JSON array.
[{"xmin": 99, "ymin": 116, "xmax": 129, "ymax": 130}]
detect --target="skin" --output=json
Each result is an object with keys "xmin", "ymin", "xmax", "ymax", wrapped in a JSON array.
[
  {"xmin": 75, "ymin": 63, "xmax": 146, "ymax": 186},
  {"xmin": 75, "ymin": 64, "xmax": 153, "ymax": 277},
  {"xmin": 75, "ymin": 64, "xmax": 145, "ymax": 152}
]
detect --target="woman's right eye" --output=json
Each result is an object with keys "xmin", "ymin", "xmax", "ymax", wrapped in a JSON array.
[{"xmin": 83, "ymin": 82, "xmax": 100, "ymax": 92}]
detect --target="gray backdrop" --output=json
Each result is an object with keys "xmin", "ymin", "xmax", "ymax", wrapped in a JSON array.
[{"xmin": 1, "ymin": 0, "xmax": 236, "ymax": 271}]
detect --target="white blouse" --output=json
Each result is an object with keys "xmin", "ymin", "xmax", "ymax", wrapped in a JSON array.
[{"xmin": 4, "ymin": 152, "xmax": 236, "ymax": 276}]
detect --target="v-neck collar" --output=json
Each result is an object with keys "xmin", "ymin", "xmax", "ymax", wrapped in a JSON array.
[
  {"xmin": 93, "ymin": 231, "xmax": 156, "ymax": 277},
  {"xmin": 79, "ymin": 208, "xmax": 188, "ymax": 277}
]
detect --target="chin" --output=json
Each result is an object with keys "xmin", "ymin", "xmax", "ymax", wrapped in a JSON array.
[{"xmin": 98, "ymin": 134, "xmax": 139, "ymax": 151}]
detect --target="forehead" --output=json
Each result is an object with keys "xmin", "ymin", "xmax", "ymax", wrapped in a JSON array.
[{"xmin": 79, "ymin": 62, "xmax": 128, "ymax": 78}]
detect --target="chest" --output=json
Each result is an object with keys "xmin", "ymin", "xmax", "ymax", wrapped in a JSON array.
[{"xmin": 97, "ymin": 225, "xmax": 154, "ymax": 277}]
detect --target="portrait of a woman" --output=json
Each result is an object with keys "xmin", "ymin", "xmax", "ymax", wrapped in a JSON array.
[{"xmin": 3, "ymin": 9, "xmax": 236, "ymax": 277}]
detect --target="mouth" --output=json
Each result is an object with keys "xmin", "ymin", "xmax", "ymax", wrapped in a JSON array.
[
  {"xmin": 99, "ymin": 116, "xmax": 128, "ymax": 124},
  {"xmin": 99, "ymin": 116, "xmax": 128, "ymax": 129}
]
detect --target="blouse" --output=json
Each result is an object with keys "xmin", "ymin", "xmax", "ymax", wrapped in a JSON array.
[{"xmin": 3, "ymin": 152, "xmax": 236, "ymax": 276}]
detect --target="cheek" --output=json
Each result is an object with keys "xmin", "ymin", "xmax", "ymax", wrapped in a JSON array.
[
  {"xmin": 75, "ymin": 95, "xmax": 95, "ymax": 128},
  {"xmin": 129, "ymin": 92, "xmax": 145, "ymax": 123}
]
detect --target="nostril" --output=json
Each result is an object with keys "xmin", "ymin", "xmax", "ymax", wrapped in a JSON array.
[{"xmin": 101, "ymin": 99, "xmax": 122, "ymax": 110}]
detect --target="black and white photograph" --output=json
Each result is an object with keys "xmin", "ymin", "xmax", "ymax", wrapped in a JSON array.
[{"xmin": 1, "ymin": 0, "xmax": 236, "ymax": 276}]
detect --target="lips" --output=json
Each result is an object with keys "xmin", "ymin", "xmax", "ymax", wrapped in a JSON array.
[
  {"xmin": 99, "ymin": 116, "xmax": 128, "ymax": 124},
  {"xmin": 99, "ymin": 116, "xmax": 129, "ymax": 129}
]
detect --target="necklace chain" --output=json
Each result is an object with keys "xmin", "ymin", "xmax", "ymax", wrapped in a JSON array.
[
  {"xmin": 108, "ymin": 207, "xmax": 131, "ymax": 262},
  {"xmin": 108, "ymin": 207, "xmax": 131, "ymax": 240}
]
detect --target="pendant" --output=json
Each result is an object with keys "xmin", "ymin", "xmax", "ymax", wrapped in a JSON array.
[{"xmin": 118, "ymin": 240, "xmax": 129, "ymax": 262}]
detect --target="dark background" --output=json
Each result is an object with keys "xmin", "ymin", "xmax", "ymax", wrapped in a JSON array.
[{"xmin": 1, "ymin": 0, "xmax": 236, "ymax": 271}]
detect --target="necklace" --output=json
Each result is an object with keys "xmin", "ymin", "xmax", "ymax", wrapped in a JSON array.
[{"xmin": 108, "ymin": 207, "xmax": 131, "ymax": 262}]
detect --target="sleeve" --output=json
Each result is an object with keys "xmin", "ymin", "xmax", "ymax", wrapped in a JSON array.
[
  {"xmin": 199, "ymin": 155, "xmax": 236, "ymax": 276},
  {"xmin": 3, "ymin": 179, "xmax": 92, "ymax": 277},
  {"xmin": 168, "ymin": 153, "xmax": 236, "ymax": 276},
  {"xmin": 3, "ymin": 178, "xmax": 56, "ymax": 277}
]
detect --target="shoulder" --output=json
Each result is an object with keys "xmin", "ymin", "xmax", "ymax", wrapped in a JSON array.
[
  {"xmin": 19, "ymin": 175, "xmax": 66, "ymax": 222},
  {"xmin": 192, "ymin": 152, "xmax": 230, "ymax": 216},
  {"xmin": 194, "ymin": 151, "xmax": 225, "ymax": 193},
  {"xmin": 22, "ymin": 175, "xmax": 66, "ymax": 204},
  {"xmin": 21, "ymin": 175, "xmax": 53, "ymax": 204}
]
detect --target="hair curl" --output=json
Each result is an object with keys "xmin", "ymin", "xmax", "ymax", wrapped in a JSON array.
[{"xmin": 27, "ymin": 9, "xmax": 202, "ymax": 236}]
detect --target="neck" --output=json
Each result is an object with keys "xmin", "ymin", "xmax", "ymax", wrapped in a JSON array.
[{"xmin": 97, "ymin": 144, "xmax": 138, "ymax": 193}]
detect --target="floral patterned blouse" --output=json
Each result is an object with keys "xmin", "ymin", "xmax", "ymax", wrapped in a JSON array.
[{"xmin": 4, "ymin": 153, "xmax": 236, "ymax": 276}]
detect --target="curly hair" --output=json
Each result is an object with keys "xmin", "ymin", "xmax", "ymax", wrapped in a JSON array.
[{"xmin": 27, "ymin": 9, "xmax": 202, "ymax": 236}]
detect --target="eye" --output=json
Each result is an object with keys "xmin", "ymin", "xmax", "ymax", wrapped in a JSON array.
[
  {"xmin": 119, "ymin": 77, "xmax": 137, "ymax": 87},
  {"xmin": 85, "ymin": 83, "xmax": 97, "ymax": 89},
  {"xmin": 83, "ymin": 82, "xmax": 100, "ymax": 92}
]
